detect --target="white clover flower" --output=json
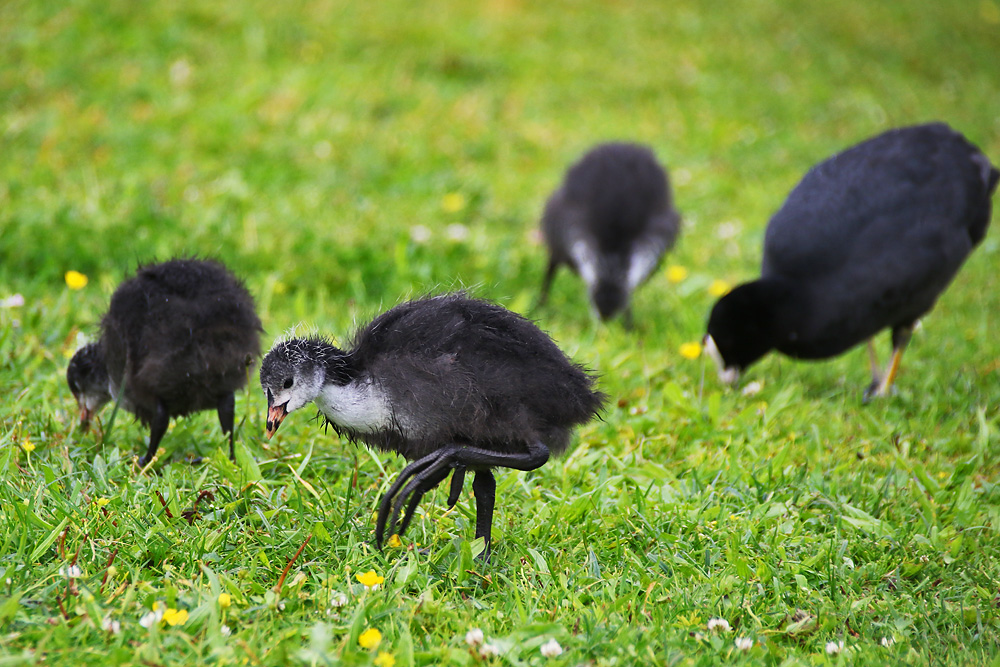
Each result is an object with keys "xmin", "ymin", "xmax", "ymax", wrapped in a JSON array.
[
  {"xmin": 313, "ymin": 141, "xmax": 333, "ymax": 159},
  {"xmin": 716, "ymin": 220, "xmax": 742, "ymax": 240},
  {"xmin": 221, "ymin": 624, "xmax": 232, "ymax": 637},
  {"xmin": 741, "ymin": 381, "xmax": 763, "ymax": 396},
  {"xmin": 169, "ymin": 59, "xmax": 192, "ymax": 86},
  {"xmin": 0, "ymin": 294, "xmax": 24, "ymax": 308},
  {"xmin": 139, "ymin": 607, "xmax": 163, "ymax": 629},
  {"xmin": 479, "ymin": 643, "xmax": 501, "ymax": 658},
  {"xmin": 707, "ymin": 618, "xmax": 731, "ymax": 632},
  {"xmin": 445, "ymin": 223, "xmax": 470, "ymax": 242},
  {"xmin": 102, "ymin": 616, "xmax": 121, "ymax": 634},
  {"xmin": 540, "ymin": 638, "xmax": 563, "ymax": 658},
  {"xmin": 465, "ymin": 628, "xmax": 484, "ymax": 647},
  {"xmin": 59, "ymin": 565, "xmax": 82, "ymax": 579},
  {"xmin": 410, "ymin": 225, "xmax": 432, "ymax": 244},
  {"xmin": 825, "ymin": 640, "xmax": 844, "ymax": 655},
  {"xmin": 734, "ymin": 637, "xmax": 753, "ymax": 651},
  {"xmin": 329, "ymin": 592, "xmax": 348, "ymax": 608},
  {"xmin": 880, "ymin": 636, "xmax": 894, "ymax": 647}
]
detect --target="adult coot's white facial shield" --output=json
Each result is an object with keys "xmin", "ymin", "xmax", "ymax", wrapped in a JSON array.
[{"xmin": 703, "ymin": 334, "xmax": 739, "ymax": 385}]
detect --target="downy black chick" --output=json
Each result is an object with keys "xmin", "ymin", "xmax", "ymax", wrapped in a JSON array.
[
  {"xmin": 539, "ymin": 142, "xmax": 681, "ymax": 325},
  {"xmin": 259, "ymin": 293, "xmax": 605, "ymax": 560},
  {"xmin": 66, "ymin": 258, "xmax": 263, "ymax": 463}
]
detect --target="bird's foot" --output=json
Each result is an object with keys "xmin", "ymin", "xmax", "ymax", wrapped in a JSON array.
[
  {"xmin": 862, "ymin": 377, "xmax": 897, "ymax": 403},
  {"xmin": 375, "ymin": 450, "xmax": 453, "ymax": 549},
  {"xmin": 448, "ymin": 466, "xmax": 467, "ymax": 508}
]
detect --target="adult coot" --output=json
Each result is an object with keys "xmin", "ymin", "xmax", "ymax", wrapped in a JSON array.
[{"xmin": 705, "ymin": 122, "xmax": 998, "ymax": 398}]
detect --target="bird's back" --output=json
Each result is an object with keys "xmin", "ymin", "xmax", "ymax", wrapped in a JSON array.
[
  {"xmin": 544, "ymin": 143, "xmax": 679, "ymax": 254},
  {"xmin": 349, "ymin": 294, "xmax": 604, "ymax": 459},
  {"xmin": 102, "ymin": 259, "xmax": 262, "ymax": 422},
  {"xmin": 760, "ymin": 123, "xmax": 998, "ymax": 353},
  {"xmin": 763, "ymin": 123, "xmax": 995, "ymax": 281}
]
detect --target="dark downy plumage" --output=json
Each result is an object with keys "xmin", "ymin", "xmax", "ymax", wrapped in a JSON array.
[
  {"xmin": 259, "ymin": 293, "xmax": 605, "ymax": 560},
  {"xmin": 66, "ymin": 258, "xmax": 263, "ymax": 464},
  {"xmin": 705, "ymin": 122, "xmax": 999, "ymax": 398},
  {"xmin": 539, "ymin": 142, "xmax": 681, "ymax": 324}
]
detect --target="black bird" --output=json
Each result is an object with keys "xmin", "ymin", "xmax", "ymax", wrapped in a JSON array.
[
  {"xmin": 538, "ymin": 142, "xmax": 681, "ymax": 324},
  {"xmin": 705, "ymin": 122, "xmax": 998, "ymax": 399},
  {"xmin": 66, "ymin": 258, "xmax": 263, "ymax": 464},
  {"xmin": 259, "ymin": 293, "xmax": 605, "ymax": 559}
]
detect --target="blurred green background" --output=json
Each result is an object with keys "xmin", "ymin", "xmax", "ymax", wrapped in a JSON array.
[{"xmin": 2, "ymin": 0, "xmax": 1000, "ymax": 664}]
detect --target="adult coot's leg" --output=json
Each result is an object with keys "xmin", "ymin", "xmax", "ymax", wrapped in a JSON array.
[{"xmin": 864, "ymin": 324, "xmax": 914, "ymax": 402}]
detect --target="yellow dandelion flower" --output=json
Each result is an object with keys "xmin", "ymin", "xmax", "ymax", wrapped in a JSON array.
[
  {"xmin": 442, "ymin": 192, "xmax": 467, "ymax": 213},
  {"xmin": 218, "ymin": 593, "xmax": 232, "ymax": 609},
  {"xmin": 679, "ymin": 342, "xmax": 702, "ymax": 360},
  {"xmin": 374, "ymin": 652, "xmax": 396, "ymax": 667},
  {"xmin": 21, "ymin": 440, "xmax": 36, "ymax": 453},
  {"xmin": 356, "ymin": 570, "xmax": 384, "ymax": 589},
  {"xmin": 162, "ymin": 608, "xmax": 188, "ymax": 626},
  {"xmin": 386, "ymin": 534, "xmax": 402, "ymax": 548},
  {"xmin": 707, "ymin": 279, "xmax": 731, "ymax": 297},
  {"xmin": 666, "ymin": 265, "xmax": 688, "ymax": 284},
  {"xmin": 358, "ymin": 627, "xmax": 382, "ymax": 650},
  {"xmin": 65, "ymin": 270, "xmax": 89, "ymax": 290},
  {"xmin": 95, "ymin": 498, "xmax": 110, "ymax": 507}
]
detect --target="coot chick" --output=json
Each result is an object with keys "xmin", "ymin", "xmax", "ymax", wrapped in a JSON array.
[
  {"xmin": 705, "ymin": 122, "xmax": 998, "ymax": 399},
  {"xmin": 259, "ymin": 293, "xmax": 605, "ymax": 560},
  {"xmin": 66, "ymin": 258, "xmax": 263, "ymax": 464},
  {"xmin": 538, "ymin": 142, "xmax": 681, "ymax": 325}
]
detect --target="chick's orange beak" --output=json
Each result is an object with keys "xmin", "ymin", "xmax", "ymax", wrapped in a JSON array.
[
  {"xmin": 78, "ymin": 403, "xmax": 93, "ymax": 433},
  {"xmin": 265, "ymin": 402, "xmax": 288, "ymax": 439}
]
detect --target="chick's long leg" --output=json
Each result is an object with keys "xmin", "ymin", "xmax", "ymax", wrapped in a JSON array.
[
  {"xmin": 537, "ymin": 257, "xmax": 559, "ymax": 309},
  {"xmin": 472, "ymin": 471, "xmax": 496, "ymax": 561},
  {"xmin": 376, "ymin": 441, "xmax": 550, "ymax": 553},
  {"xmin": 375, "ymin": 452, "xmax": 448, "ymax": 548},
  {"xmin": 217, "ymin": 392, "xmax": 236, "ymax": 460},
  {"xmin": 448, "ymin": 466, "xmax": 467, "ymax": 507},
  {"xmin": 140, "ymin": 399, "xmax": 170, "ymax": 466},
  {"xmin": 375, "ymin": 464, "xmax": 466, "ymax": 549},
  {"xmin": 389, "ymin": 463, "xmax": 454, "ymax": 544}
]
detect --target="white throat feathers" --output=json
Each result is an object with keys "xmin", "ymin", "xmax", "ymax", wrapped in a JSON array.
[{"xmin": 315, "ymin": 377, "xmax": 395, "ymax": 435}]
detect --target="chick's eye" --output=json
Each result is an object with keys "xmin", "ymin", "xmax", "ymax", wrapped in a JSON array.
[{"xmin": 283, "ymin": 378, "xmax": 294, "ymax": 389}]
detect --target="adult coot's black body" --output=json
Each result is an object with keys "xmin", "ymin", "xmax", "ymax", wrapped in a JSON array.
[
  {"xmin": 539, "ymin": 142, "xmax": 681, "ymax": 325},
  {"xmin": 259, "ymin": 293, "xmax": 605, "ymax": 560},
  {"xmin": 706, "ymin": 122, "xmax": 998, "ymax": 398},
  {"xmin": 66, "ymin": 259, "xmax": 263, "ymax": 464}
]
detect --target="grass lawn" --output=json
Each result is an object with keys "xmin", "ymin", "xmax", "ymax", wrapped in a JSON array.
[{"xmin": 2, "ymin": 0, "xmax": 1000, "ymax": 664}]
